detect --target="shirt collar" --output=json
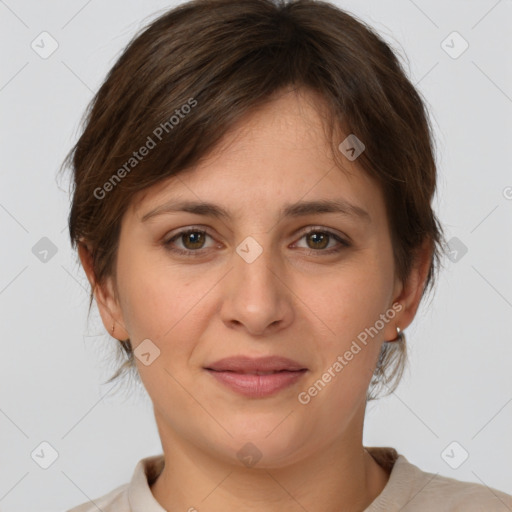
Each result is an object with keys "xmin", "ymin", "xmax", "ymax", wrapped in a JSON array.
[
  {"xmin": 126, "ymin": 447, "xmax": 404, "ymax": 512},
  {"xmin": 127, "ymin": 454, "xmax": 166, "ymax": 512}
]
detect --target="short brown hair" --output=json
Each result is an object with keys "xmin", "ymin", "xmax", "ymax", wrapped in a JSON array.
[{"xmin": 62, "ymin": 0, "xmax": 445, "ymax": 400}]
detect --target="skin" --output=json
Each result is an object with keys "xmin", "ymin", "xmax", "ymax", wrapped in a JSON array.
[{"xmin": 80, "ymin": 87, "xmax": 431, "ymax": 512}]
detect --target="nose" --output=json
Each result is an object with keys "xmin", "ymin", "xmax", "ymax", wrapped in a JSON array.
[{"xmin": 219, "ymin": 238, "xmax": 294, "ymax": 337}]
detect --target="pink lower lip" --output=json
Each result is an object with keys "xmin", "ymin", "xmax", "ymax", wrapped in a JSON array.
[{"xmin": 206, "ymin": 369, "xmax": 307, "ymax": 398}]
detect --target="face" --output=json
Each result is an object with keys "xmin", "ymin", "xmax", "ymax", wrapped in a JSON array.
[{"xmin": 88, "ymin": 88, "xmax": 419, "ymax": 468}]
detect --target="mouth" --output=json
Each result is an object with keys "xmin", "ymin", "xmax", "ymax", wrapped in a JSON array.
[
  {"xmin": 204, "ymin": 356, "xmax": 308, "ymax": 398},
  {"xmin": 204, "ymin": 355, "xmax": 307, "ymax": 373},
  {"xmin": 207, "ymin": 369, "xmax": 304, "ymax": 375}
]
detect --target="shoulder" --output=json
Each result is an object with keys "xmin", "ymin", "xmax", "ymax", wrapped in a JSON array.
[
  {"xmin": 66, "ymin": 483, "xmax": 129, "ymax": 512},
  {"xmin": 65, "ymin": 454, "xmax": 165, "ymax": 512},
  {"xmin": 366, "ymin": 447, "xmax": 512, "ymax": 511},
  {"xmin": 416, "ymin": 467, "xmax": 512, "ymax": 510}
]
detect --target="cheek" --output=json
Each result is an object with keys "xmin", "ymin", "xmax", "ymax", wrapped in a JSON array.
[
  {"xmin": 313, "ymin": 254, "xmax": 394, "ymax": 342},
  {"xmin": 297, "ymin": 254, "xmax": 395, "ymax": 413},
  {"xmin": 116, "ymin": 246, "xmax": 216, "ymax": 354},
  {"xmin": 296, "ymin": 262, "xmax": 393, "ymax": 417}
]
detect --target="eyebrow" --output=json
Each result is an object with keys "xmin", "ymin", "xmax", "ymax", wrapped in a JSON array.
[{"xmin": 140, "ymin": 198, "xmax": 371, "ymax": 224}]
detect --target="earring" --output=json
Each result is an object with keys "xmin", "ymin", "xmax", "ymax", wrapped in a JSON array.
[
  {"xmin": 111, "ymin": 322, "xmax": 115, "ymax": 337},
  {"xmin": 389, "ymin": 326, "xmax": 405, "ymax": 343}
]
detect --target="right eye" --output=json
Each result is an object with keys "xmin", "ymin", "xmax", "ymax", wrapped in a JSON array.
[{"xmin": 163, "ymin": 227, "xmax": 217, "ymax": 256}]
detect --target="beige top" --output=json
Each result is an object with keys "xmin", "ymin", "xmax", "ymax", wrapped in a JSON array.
[{"xmin": 67, "ymin": 446, "xmax": 512, "ymax": 511}]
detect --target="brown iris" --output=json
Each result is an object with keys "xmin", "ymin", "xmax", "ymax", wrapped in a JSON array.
[{"xmin": 305, "ymin": 232, "xmax": 330, "ymax": 250}]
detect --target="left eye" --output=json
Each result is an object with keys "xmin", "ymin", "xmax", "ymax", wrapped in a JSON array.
[
  {"xmin": 163, "ymin": 227, "xmax": 350, "ymax": 256},
  {"xmin": 293, "ymin": 229, "xmax": 350, "ymax": 254}
]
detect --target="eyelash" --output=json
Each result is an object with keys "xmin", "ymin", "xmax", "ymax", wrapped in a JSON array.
[{"xmin": 163, "ymin": 226, "xmax": 351, "ymax": 257}]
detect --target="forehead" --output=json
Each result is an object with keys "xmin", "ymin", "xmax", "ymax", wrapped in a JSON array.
[{"xmin": 130, "ymin": 88, "xmax": 384, "ymax": 225}]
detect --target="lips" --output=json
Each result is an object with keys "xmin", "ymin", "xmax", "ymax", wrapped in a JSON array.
[
  {"xmin": 204, "ymin": 356, "xmax": 308, "ymax": 398},
  {"xmin": 205, "ymin": 355, "xmax": 307, "ymax": 373}
]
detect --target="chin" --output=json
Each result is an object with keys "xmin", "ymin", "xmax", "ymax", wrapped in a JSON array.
[{"xmin": 197, "ymin": 416, "xmax": 313, "ymax": 469}]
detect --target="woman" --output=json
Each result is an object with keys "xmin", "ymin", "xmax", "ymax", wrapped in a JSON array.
[{"xmin": 64, "ymin": 0, "xmax": 512, "ymax": 510}]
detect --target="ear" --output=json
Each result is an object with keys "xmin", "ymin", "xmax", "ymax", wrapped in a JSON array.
[
  {"xmin": 78, "ymin": 241, "xmax": 129, "ymax": 340},
  {"xmin": 385, "ymin": 238, "xmax": 433, "ymax": 341}
]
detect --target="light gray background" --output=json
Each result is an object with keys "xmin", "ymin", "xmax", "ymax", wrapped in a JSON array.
[{"xmin": 1, "ymin": 1, "xmax": 511, "ymax": 511}]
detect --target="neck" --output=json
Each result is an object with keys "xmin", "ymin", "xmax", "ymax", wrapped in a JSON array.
[{"xmin": 150, "ymin": 418, "xmax": 390, "ymax": 512}]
